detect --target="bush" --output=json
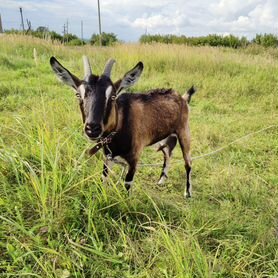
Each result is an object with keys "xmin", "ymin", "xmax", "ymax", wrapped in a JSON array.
[
  {"xmin": 252, "ymin": 33, "xmax": 278, "ymax": 48},
  {"xmin": 67, "ymin": 38, "xmax": 85, "ymax": 46},
  {"xmin": 90, "ymin": 32, "xmax": 118, "ymax": 46}
]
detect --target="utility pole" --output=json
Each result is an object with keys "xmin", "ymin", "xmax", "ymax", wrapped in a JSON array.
[
  {"xmin": 97, "ymin": 0, "xmax": 102, "ymax": 46},
  {"xmin": 26, "ymin": 19, "xmax": 31, "ymax": 33},
  {"xmin": 19, "ymin": 7, "xmax": 25, "ymax": 31},
  {"xmin": 66, "ymin": 19, "xmax": 69, "ymax": 43},
  {"xmin": 81, "ymin": 20, "xmax": 84, "ymax": 44},
  {"xmin": 0, "ymin": 14, "xmax": 3, "ymax": 33},
  {"xmin": 62, "ymin": 24, "xmax": 66, "ymax": 44}
]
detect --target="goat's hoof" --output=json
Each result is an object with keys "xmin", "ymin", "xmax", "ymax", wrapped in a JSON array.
[
  {"xmin": 157, "ymin": 179, "xmax": 165, "ymax": 186},
  {"xmin": 157, "ymin": 174, "xmax": 168, "ymax": 185},
  {"xmin": 126, "ymin": 188, "xmax": 133, "ymax": 197},
  {"xmin": 184, "ymin": 193, "xmax": 192, "ymax": 199},
  {"xmin": 124, "ymin": 182, "xmax": 133, "ymax": 197}
]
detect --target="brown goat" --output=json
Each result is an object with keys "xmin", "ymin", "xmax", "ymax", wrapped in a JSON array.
[{"xmin": 50, "ymin": 56, "xmax": 196, "ymax": 198}]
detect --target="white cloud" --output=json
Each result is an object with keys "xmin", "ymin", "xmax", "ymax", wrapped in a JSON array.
[
  {"xmin": 210, "ymin": 0, "xmax": 262, "ymax": 19},
  {"xmin": 249, "ymin": 1, "xmax": 276, "ymax": 27},
  {"xmin": 132, "ymin": 12, "xmax": 187, "ymax": 31},
  {"xmin": 208, "ymin": 0, "xmax": 277, "ymax": 36}
]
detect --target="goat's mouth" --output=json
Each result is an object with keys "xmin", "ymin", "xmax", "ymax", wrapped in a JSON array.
[
  {"xmin": 84, "ymin": 131, "xmax": 102, "ymax": 141},
  {"xmin": 85, "ymin": 133, "xmax": 102, "ymax": 141}
]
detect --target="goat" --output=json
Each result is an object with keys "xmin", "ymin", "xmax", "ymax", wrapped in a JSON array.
[{"xmin": 50, "ymin": 56, "xmax": 196, "ymax": 198}]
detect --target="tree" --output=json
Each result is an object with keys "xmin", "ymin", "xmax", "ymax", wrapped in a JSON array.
[
  {"xmin": 90, "ymin": 32, "xmax": 118, "ymax": 46},
  {"xmin": 252, "ymin": 33, "xmax": 278, "ymax": 47},
  {"xmin": 64, "ymin": 33, "xmax": 78, "ymax": 43},
  {"xmin": 36, "ymin": 26, "xmax": 49, "ymax": 33},
  {"xmin": 67, "ymin": 38, "xmax": 85, "ymax": 46}
]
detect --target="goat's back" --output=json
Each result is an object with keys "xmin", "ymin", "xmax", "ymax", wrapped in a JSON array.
[{"xmin": 117, "ymin": 89, "xmax": 189, "ymax": 146}]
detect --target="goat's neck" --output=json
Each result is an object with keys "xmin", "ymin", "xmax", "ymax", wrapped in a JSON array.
[{"xmin": 104, "ymin": 102, "xmax": 120, "ymax": 135}]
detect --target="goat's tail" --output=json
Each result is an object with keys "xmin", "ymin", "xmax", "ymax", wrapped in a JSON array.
[{"xmin": 183, "ymin": 85, "xmax": 196, "ymax": 104}]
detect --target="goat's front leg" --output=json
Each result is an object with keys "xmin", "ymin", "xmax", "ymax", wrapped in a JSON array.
[
  {"xmin": 102, "ymin": 157, "xmax": 114, "ymax": 184},
  {"xmin": 124, "ymin": 159, "xmax": 138, "ymax": 195}
]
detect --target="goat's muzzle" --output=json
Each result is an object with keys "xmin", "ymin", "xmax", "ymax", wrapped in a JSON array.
[{"xmin": 85, "ymin": 122, "xmax": 102, "ymax": 140}]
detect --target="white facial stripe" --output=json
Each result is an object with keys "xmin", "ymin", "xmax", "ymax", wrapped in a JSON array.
[
  {"xmin": 79, "ymin": 84, "xmax": 86, "ymax": 99},
  {"xmin": 105, "ymin": 86, "xmax": 113, "ymax": 104}
]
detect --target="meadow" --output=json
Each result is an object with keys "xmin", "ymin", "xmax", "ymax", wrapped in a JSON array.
[{"xmin": 0, "ymin": 34, "xmax": 278, "ymax": 277}]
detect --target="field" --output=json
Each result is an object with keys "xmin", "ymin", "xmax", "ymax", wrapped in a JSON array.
[{"xmin": 0, "ymin": 35, "xmax": 278, "ymax": 277}]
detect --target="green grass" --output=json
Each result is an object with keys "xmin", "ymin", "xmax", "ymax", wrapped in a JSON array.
[{"xmin": 0, "ymin": 34, "xmax": 278, "ymax": 277}]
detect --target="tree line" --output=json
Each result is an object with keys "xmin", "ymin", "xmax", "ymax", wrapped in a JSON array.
[
  {"xmin": 139, "ymin": 33, "xmax": 278, "ymax": 48},
  {"xmin": 5, "ymin": 27, "xmax": 278, "ymax": 48},
  {"xmin": 5, "ymin": 26, "xmax": 118, "ymax": 46}
]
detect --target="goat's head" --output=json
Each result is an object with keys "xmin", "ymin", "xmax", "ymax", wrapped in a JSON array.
[{"xmin": 50, "ymin": 56, "xmax": 143, "ymax": 140}]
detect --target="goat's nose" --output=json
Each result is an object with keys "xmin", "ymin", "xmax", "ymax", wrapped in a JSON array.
[{"xmin": 85, "ymin": 123, "xmax": 102, "ymax": 139}]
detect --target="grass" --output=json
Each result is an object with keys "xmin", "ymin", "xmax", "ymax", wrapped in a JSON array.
[{"xmin": 0, "ymin": 34, "xmax": 278, "ymax": 277}]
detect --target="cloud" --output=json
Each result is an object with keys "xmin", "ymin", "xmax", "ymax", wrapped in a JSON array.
[
  {"xmin": 131, "ymin": 12, "xmax": 189, "ymax": 31},
  {"xmin": 209, "ymin": 0, "xmax": 262, "ymax": 20},
  {"xmin": 249, "ymin": 0, "xmax": 277, "ymax": 28},
  {"xmin": 208, "ymin": 0, "xmax": 277, "ymax": 36}
]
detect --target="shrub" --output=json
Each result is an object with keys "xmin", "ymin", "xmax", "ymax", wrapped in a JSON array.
[
  {"xmin": 67, "ymin": 38, "xmax": 85, "ymax": 46},
  {"xmin": 252, "ymin": 33, "xmax": 278, "ymax": 48},
  {"xmin": 90, "ymin": 32, "xmax": 118, "ymax": 46}
]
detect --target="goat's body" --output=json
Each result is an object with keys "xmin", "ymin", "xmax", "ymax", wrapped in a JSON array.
[
  {"xmin": 103, "ymin": 89, "xmax": 193, "ymax": 197},
  {"xmin": 103, "ymin": 89, "xmax": 188, "ymax": 157}
]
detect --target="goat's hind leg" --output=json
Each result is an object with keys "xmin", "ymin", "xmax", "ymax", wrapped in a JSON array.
[
  {"xmin": 157, "ymin": 134, "xmax": 177, "ymax": 185},
  {"xmin": 177, "ymin": 128, "xmax": 192, "ymax": 198}
]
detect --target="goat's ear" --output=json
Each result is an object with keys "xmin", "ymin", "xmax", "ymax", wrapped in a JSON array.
[
  {"xmin": 50, "ymin": 56, "xmax": 81, "ymax": 90},
  {"xmin": 115, "ymin": 62, "xmax": 144, "ymax": 95}
]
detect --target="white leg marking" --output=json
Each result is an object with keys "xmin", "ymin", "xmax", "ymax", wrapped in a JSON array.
[
  {"xmin": 125, "ymin": 181, "xmax": 133, "ymax": 186},
  {"xmin": 158, "ymin": 175, "xmax": 167, "ymax": 185},
  {"xmin": 125, "ymin": 181, "xmax": 133, "ymax": 196},
  {"xmin": 102, "ymin": 174, "xmax": 108, "ymax": 184}
]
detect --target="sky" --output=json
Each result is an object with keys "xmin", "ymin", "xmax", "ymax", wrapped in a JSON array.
[{"xmin": 0, "ymin": 0, "xmax": 277, "ymax": 41}]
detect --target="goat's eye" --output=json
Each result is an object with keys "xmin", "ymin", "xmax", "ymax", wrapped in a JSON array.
[{"xmin": 75, "ymin": 93, "xmax": 81, "ymax": 98}]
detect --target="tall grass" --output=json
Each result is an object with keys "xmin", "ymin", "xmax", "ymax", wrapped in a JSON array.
[{"xmin": 0, "ymin": 35, "xmax": 278, "ymax": 277}]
